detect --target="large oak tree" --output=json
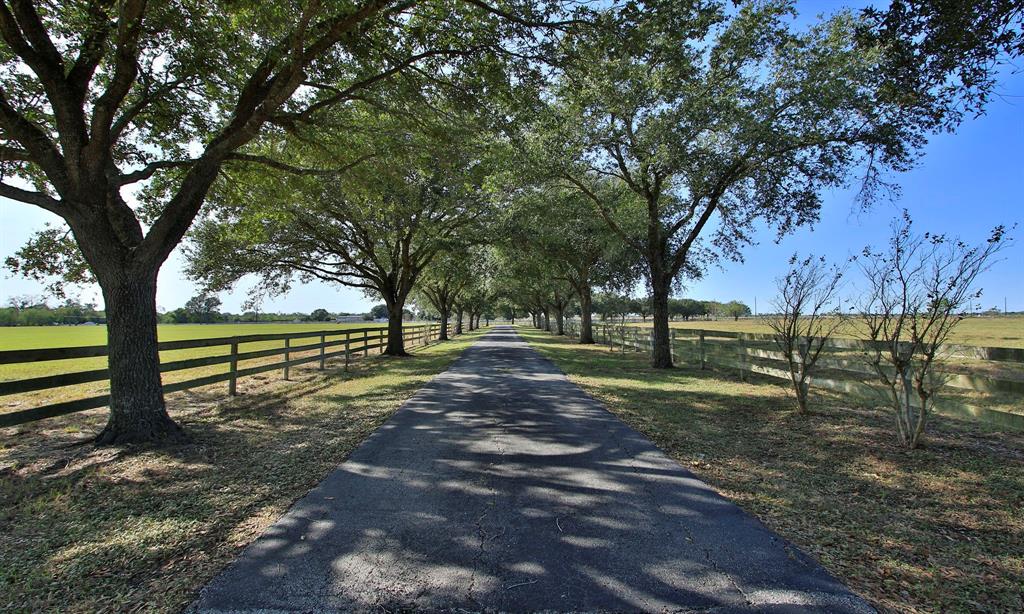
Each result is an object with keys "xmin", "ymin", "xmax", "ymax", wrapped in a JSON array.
[
  {"xmin": 0, "ymin": 0, "xmax": 580, "ymax": 442},
  {"xmin": 543, "ymin": 0, "xmax": 928, "ymax": 367},
  {"xmin": 187, "ymin": 110, "xmax": 497, "ymax": 356}
]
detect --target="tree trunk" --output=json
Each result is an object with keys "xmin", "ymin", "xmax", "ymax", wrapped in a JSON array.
[
  {"xmin": 650, "ymin": 277, "xmax": 673, "ymax": 368},
  {"xmin": 555, "ymin": 305, "xmax": 565, "ymax": 335},
  {"xmin": 455, "ymin": 309, "xmax": 464, "ymax": 334},
  {"xmin": 579, "ymin": 286, "xmax": 594, "ymax": 344},
  {"xmin": 439, "ymin": 310, "xmax": 450, "ymax": 341},
  {"xmin": 384, "ymin": 301, "xmax": 408, "ymax": 356},
  {"xmin": 95, "ymin": 274, "xmax": 186, "ymax": 445},
  {"xmin": 543, "ymin": 308, "xmax": 551, "ymax": 331}
]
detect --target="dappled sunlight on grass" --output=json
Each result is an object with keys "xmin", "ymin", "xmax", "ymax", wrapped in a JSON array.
[
  {"xmin": 522, "ymin": 328, "xmax": 1024, "ymax": 613},
  {"xmin": 0, "ymin": 329, "xmax": 485, "ymax": 612}
]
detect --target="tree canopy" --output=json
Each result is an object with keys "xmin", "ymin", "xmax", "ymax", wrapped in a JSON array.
[{"xmin": 2, "ymin": 0, "xmax": 1015, "ymax": 442}]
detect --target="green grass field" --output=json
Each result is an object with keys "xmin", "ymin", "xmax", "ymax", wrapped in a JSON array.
[
  {"xmin": 0, "ymin": 322, "xmax": 426, "ymax": 413},
  {"xmin": 596, "ymin": 316, "xmax": 1024, "ymax": 417},
  {"xmin": 0, "ymin": 322, "xmax": 389, "ymax": 351},
  {"xmin": 613, "ymin": 315, "xmax": 1024, "ymax": 348},
  {"xmin": 0, "ymin": 322, "xmax": 397, "ymax": 376}
]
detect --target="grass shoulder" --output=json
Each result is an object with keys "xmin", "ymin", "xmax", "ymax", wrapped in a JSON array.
[
  {"xmin": 0, "ymin": 329, "xmax": 485, "ymax": 613},
  {"xmin": 520, "ymin": 327, "xmax": 1024, "ymax": 613}
]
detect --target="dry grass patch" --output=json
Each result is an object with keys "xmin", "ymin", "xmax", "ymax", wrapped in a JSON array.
[
  {"xmin": 0, "ymin": 330, "xmax": 483, "ymax": 613},
  {"xmin": 522, "ymin": 328, "xmax": 1024, "ymax": 614}
]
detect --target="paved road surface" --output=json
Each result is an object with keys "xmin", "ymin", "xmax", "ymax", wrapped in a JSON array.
[{"xmin": 192, "ymin": 326, "xmax": 871, "ymax": 613}]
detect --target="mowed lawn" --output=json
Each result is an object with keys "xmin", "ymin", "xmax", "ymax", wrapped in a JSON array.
[
  {"xmin": 0, "ymin": 322, "xmax": 392, "ymax": 378},
  {"xmin": 522, "ymin": 329, "xmax": 1024, "ymax": 613},
  {"xmin": 616, "ymin": 314, "xmax": 1024, "ymax": 348},
  {"xmin": 0, "ymin": 323, "xmax": 413, "ymax": 413}
]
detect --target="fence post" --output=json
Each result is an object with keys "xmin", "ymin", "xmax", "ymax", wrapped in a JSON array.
[
  {"xmin": 228, "ymin": 341, "xmax": 239, "ymax": 396},
  {"xmin": 284, "ymin": 336, "xmax": 291, "ymax": 380},
  {"xmin": 319, "ymin": 334, "xmax": 326, "ymax": 370},
  {"xmin": 363, "ymin": 330, "xmax": 369, "ymax": 357},
  {"xmin": 699, "ymin": 331, "xmax": 706, "ymax": 370},
  {"xmin": 344, "ymin": 333, "xmax": 351, "ymax": 371},
  {"xmin": 737, "ymin": 334, "xmax": 747, "ymax": 382}
]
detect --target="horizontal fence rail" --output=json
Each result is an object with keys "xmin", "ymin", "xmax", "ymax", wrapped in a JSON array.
[
  {"xmin": 560, "ymin": 320, "xmax": 1024, "ymax": 430},
  {"xmin": 0, "ymin": 322, "xmax": 469, "ymax": 428}
]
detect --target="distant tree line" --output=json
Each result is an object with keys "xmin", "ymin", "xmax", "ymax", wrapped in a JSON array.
[
  {"xmin": 588, "ymin": 294, "xmax": 752, "ymax": 323},
  {"xmin": 0, "ymin": 293, "xmax": 370, "ymax": 327},
  {"xmin": 0, "ymin": 296, "xmax": 105, "ymax": 326}
]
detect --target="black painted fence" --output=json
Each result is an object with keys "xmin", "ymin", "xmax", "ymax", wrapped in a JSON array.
[{"xmin": 0, "ymin": 322, "xmax": 460, "ymax": 428}]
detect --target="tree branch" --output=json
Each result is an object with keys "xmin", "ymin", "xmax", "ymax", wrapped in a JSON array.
[{"xmin": 0, "ymin": 181, "xmax": 61, "ymax": 212}]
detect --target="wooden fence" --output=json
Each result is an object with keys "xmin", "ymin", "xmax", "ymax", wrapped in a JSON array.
[
  {"xmin": 562, "ymin": 320, "xmax": 1024, "ymax": 430},
  {"xmin": 0, "ymin": 322, "xmax": 461, "ymax": 428}
]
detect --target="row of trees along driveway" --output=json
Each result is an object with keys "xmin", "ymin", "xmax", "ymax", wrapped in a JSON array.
[
  {"xmin": 0, "ymin": 0, "xmax": 576, "ymax": 443},
  {"xmin": 2, "ymin": 0, "xmax": 1019, "ymax": 442}
]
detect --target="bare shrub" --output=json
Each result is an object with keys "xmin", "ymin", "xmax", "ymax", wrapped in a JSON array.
[
  {"xmin": 765, "ymin": 255, "xmax": 846, "ymax": 414},
  {"xmin": 857, "ymin": 211, "xmax": 1011, "ymax": 448}
]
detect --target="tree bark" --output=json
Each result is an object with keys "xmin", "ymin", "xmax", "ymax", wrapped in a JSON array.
[
  {"xmin": 455, "ymin": 309, "xmax": 464, "ymax": 334},
  {"xmin": 579, "ymin": 286, "xmax": 594, "ymax": 344},
  {"xmin": 543, "ymin": 308, "xmax": 551, "ymax": 331},
  {"xmin": 439, "ymin": 310, "xmax": 449, "ymax": 341},
  {"xmin": 650, "ymin": 275, "xmax": 674, "ymax": 368},
  {"xmin": 555, "ymin": 304, "xmax": 565, "ymax": 335},
  {"xmin": 384, "ymin": 300, "xmax": 408, "ymax": 356},
  {"xmin": 94, "ymin": 274, "xmax": 186, "ymax": 445}
]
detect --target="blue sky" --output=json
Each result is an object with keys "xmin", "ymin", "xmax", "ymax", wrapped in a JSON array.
[
  {"xmin": 689, "ymin": 64, "xmax": 1024, "ymax": 313},
  {"xmin": 1, "ymin": 1, "xmax": 1021, "ymax": 314},
  {"xmin": 683, "ymin": 1, "xmax": 1024, "ymax": 314}
]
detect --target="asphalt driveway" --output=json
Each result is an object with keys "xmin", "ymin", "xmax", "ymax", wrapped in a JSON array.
[{"xmin": 191, "ymin": 326, "xmax": 871, "ymax": 613}]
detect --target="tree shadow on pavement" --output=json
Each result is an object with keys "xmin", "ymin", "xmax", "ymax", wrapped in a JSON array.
[{"xmin": 192, "ymin": 327, "xmax": 871, "ymax": 613}]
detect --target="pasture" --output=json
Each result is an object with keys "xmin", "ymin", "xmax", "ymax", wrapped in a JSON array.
[
  {"xmin": 0, "ymin": 322, "xmax": 397, "ymax": 415},
  {"xmin": 618, "ymin": 315, "xmax": 1024, "ymax": 348},
  {"xmin": 598, "ymin": 318, "xmax": 1024, "ymax": 420}
]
